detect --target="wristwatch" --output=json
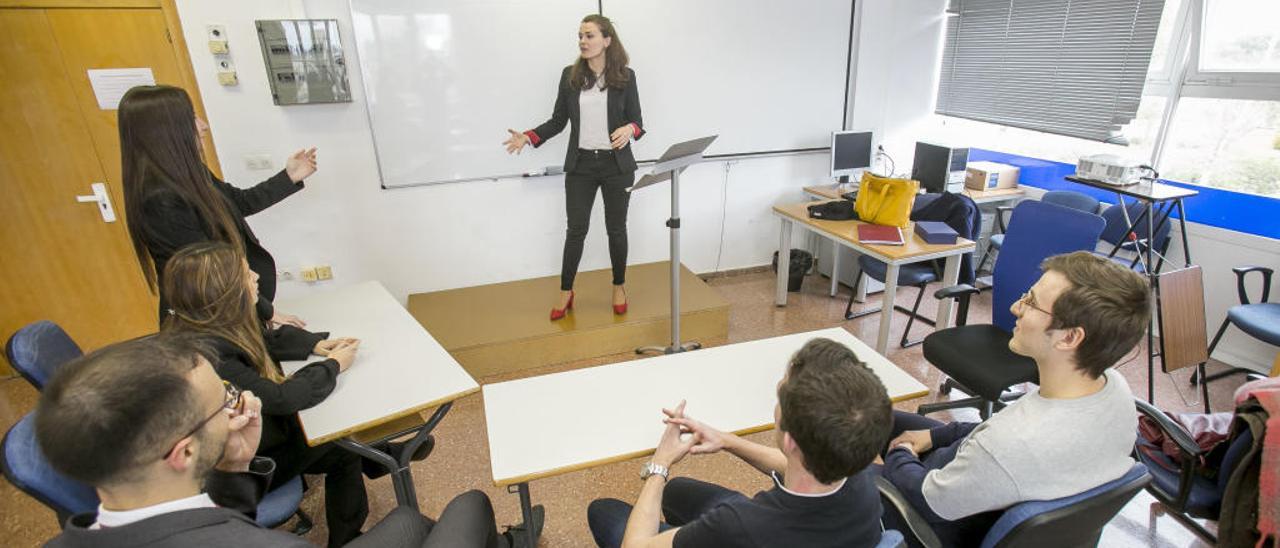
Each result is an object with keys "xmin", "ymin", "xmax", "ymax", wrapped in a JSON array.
[{"xmin": 639, "ymin": 461, "xmax": 669, "ymax": 482}]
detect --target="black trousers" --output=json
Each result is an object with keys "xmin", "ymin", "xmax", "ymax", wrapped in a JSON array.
[
  {"xmin": 350, "ymin": 491, "xmax": 502, "ymax": 548},
  {"xmin": 267, "ymin": 441, "xmax": 369, "ymax": 548},
  {"xmin": 562, "ymin": 150, "xmax": 634, "ymax": 291}
]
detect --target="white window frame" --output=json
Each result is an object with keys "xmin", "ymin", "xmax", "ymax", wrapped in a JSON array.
[{"xmin": 1146, "ymin": 0, "xmax": 1280, "ymax": 170}]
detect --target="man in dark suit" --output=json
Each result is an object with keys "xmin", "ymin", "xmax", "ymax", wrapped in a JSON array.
[{"xmin": 36, "ymin": 334, "xmax": 520, "ymax": 548}]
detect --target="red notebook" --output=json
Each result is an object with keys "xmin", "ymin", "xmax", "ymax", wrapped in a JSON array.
[{"xmin": 857, "ymin": 224, "xmax": 905, "ymax": 245}]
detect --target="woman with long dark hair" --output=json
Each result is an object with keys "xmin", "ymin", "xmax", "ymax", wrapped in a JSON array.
[
  {"xmin": 160, "ymin": 241, "xmax": 368, "ymax": 547},
  {"xmin": 504, "ymin": 14, "xmax": 644, "ymax": 321},
  {"xmin": 119, "ymin": 84, "xmax": 314, "ymax": 326}
]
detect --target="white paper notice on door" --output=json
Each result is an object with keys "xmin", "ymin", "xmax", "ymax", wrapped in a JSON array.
[{"xmin": 87, "ymin": 68, "xmax": 156, "ymax": 110}]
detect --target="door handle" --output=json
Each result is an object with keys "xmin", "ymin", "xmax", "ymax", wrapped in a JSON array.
[{"xmin": 75, "ymin": 182, "xmax": 117, "ymax": 223}]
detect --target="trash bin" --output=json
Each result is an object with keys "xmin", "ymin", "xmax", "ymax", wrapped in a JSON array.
[{"xmin": 772, "ymin": 249, "xmax": 814, "ymax": 292}]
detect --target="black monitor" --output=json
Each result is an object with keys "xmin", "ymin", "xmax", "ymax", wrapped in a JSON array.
[
  {"xmin": 912, "ymin": 141, "xmax": 970, "ymax": 194},
  {"xmin": 830, "ymin": 130, "xmax": 873, "ymax": 184}
]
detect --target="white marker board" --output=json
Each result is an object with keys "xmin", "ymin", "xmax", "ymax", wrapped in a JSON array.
[{"xmin": 351, "ymin": 0, "xmax": 853, "ymax": 188}]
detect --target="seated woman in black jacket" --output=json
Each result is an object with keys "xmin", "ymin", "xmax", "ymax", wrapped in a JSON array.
[{"xmin": 160, "ymin": 241, "xmax": 367, "ymax": 547}]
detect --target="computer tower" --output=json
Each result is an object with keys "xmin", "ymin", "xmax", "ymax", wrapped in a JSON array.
[{"xmin": 912, "ymin": 142, "xmax": 970, "ymax": 194}]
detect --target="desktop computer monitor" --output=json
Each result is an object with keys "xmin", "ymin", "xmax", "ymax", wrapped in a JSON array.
[
  {"xmin": 830, "ymin": 130, "xmax": 873, "ymax": 184},
  {"xmin": 911, "ymin": 141, "xmax": 970, "ymax": 194}
]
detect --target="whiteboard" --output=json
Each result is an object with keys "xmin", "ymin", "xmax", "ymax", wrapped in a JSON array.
[
  {"xmin": 351, "ymin": 0, "xmax": 853, "ymax": 187},
  {"xmin": 350, "ymin": 0, "xmax": 595, "ymax": 187},
  {"xmin": 601, "ymin": 0, "xmax": 853, "ymax": 162}
]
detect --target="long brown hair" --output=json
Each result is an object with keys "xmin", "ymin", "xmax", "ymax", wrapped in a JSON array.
[
  {"xmin": 569, "ymin": 14, "xmax": 630, "ymax": 91},
  {"xmin": 119, "ymin": 85, "xmax": 243, "ymax": 293},
  {"xmin": 160, "ymin": 241, "xmax": 282, "ymax": 383}
]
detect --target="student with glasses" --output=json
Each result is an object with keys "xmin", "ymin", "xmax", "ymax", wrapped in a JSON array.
[
  {"xmin": 37, "ymin": 334, "xmax": 517, "ymax": 548},
  {"xmin": 877, "ymin": 251, "xmax": 1152, "ymax": 546}
]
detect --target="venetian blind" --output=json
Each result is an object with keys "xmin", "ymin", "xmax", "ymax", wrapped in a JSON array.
[{"xmin": 936, "ymin": 0, "xmax": 1165, "ymax": 143}]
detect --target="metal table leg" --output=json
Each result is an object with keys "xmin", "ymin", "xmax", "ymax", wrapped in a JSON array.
[{"xmin": 332, "ymin": 402, "xmax": 453, "ymax": 512}]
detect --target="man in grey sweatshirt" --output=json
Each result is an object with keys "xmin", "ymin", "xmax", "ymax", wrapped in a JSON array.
[{"xmin": 881, "ymin": 251, "xmax": 1152, "ymax": 545}]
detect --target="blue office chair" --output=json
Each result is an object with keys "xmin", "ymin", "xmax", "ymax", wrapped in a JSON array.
[
  {"xmin": 5, "ymin": 321, "xmax": 83, "ymax": 390},
  {"xmin": 976, "ymin": 190, "xmax": 1099, "ymax": 274},
  {"xmin": 916, "ymin": 201, "xmax": 1106, "ymax": 419},
  {"xmin": 877, "ymin": 464, "xmax": 1149, "ymax": 548},
  {"xmin": 845, "ymin": 193, "xmax": 982, "ymax": 348},
  {"xmin": 1135, "ymin": 397, "xmax": 1261, "ymax": 543},
  {"xmin": 1, "ymin": 413, "xmax": 312, "ymax": 532},
  {"xmin": 1095, "ymin": 200, "xmax": 1172, "ymax": 274},
  {"xmin": 1192, "ymin": 266, "xmax": 1278, "ymax": 387}
]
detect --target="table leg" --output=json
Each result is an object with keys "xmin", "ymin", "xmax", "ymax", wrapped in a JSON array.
[
  {"xmin": 936, "ymin": 254, "xmax": 961, "ymax": 330},
  {"xmin": 334, "ymin": 438, "xmax": 420, "ymax": 512},
  {"xmin": 518, "ymin": 482, "xmax": 538, "ymax": 547},
  {"xmin": 830, "ymin": 240, "xmax": 840, "ymax": 297},
  {"xmin": 876, "ymin": 263, "xmax": 900, "ymax": 354},
  {"xmin": 775, "ymin": 219, "xmax": 793, "ymax": 306}
]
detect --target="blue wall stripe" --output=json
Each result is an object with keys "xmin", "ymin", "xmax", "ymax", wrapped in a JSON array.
[{"xmin": 968, "ymin": 149, "xmax": 1280, "ymax": 240}]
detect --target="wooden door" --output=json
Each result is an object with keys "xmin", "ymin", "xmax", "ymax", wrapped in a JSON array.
[{"xmin": 0, "ymin": 3, "xmax": 215, "ymax": 374}]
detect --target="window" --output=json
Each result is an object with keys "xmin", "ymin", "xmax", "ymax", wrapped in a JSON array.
[{"xmin": 934, "ymin": 0, "xmax": 1280, "ymax": 200}]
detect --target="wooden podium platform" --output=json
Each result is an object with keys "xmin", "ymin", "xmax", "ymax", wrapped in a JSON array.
[{"xmin": 407, "ymin": 261, "xmax": 730, "ymax": 378}]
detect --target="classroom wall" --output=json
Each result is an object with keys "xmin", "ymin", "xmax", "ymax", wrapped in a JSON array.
[{"xmin": 174, "ymin": 0, "xmax": 842, "ymax": 305}]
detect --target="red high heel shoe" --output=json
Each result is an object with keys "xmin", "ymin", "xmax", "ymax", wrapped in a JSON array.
[
  {"xmin": 613, "ymin": 289, "xmax": 628, "ymax": 315},
  {"xmin": 550, "ymin": 291, "xmax": 574, "ymax": 321}
]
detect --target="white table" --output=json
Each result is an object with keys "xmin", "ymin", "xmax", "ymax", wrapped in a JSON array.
[
  {"xmin": 278, "ymin": 281, "xmax": 479, "ymax": 510},
  {"xmin": 483, "ymin": 327, "xmax": 928, "ymax": 546}
]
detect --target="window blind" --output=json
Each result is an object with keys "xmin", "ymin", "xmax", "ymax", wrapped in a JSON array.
[{"xmin": 937, "ymin": 0, "xmax": 1165, "ymax": 143}]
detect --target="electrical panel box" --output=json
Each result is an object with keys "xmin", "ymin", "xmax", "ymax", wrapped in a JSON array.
[{"xmin": 255, "ymin": 19, "xmax": 352, "ymax": 105}]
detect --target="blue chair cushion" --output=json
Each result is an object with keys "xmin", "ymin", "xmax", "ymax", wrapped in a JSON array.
[
  {"xmin": 876, "ymin": 528, "xmax": 904, "ymax": 548},
  {"xmin": 1, "ymin": 414, "xmax": 99, "ymax": 516},
  {"xmin": 1227, "ymin": 303, "xmax": 1280, "ymax": 346},
  {"xmin": 256, "ymin": 475, "xmax": 303, "ymax": 527},
  {"xmin": 979, "ymin": 463, "xmax": 1148, "ymax": 548},
  {"xmin": 5, "ymin": 321, "xmax": 83, "ymax": 390},
  {"xmin": 988, "ymin": 233, "xmax": 1004, "ymax": 250},
  {"xmin": 1042, "ymin": 191, "xmax": 1100, "ymax": 214},
  {"xmin": 858, "ymin": 255, "xmax": 938, "ymax": 286},
  {"xmin": 1135, "ymin": 444, "xmax": 1221, "ymax": 517}
]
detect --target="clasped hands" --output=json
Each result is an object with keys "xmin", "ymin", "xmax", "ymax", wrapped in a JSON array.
[{"xmin": 651, "ymin": 400, "xmax": 728, "ymax": 470}]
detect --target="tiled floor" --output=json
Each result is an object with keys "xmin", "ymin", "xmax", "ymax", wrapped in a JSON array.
[{"xmin": 0, "ymin": 269, "xmax": 1236, "ymax": 547}]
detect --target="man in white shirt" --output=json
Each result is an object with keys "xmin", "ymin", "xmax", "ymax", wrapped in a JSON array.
[{"xmin": 881, "ymin": 251, "xmax": 1151, "ymax": 545}]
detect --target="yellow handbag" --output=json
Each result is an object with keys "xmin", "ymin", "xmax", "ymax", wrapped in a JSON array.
[{"xmin": 854, "ymin": 172, "xmax": 919, "ymax": 228}]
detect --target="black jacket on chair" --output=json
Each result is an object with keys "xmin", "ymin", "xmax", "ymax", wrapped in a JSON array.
[
  {"xmin": 524, "ymin": 66, "xmax": 645, "ymax": 174},
  {"xmin": 910, "ymin": 192, "xmax": 981, "ymax": 285},
  {"xmin": 138, "ymin": 169, "xmax": 302, "ymax": 321}
]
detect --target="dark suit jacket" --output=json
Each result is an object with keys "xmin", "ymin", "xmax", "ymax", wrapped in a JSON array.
[
  {"xmin": 139, "ymin": 169, "xmax": 302, "ymax": 321},
  {"xmin": 525, "ymin": 66, "xmax": 645, "ymax": 174},
  {"xmin": 45, "ymin": 458, "xmax": 311, "ymax": 548}
]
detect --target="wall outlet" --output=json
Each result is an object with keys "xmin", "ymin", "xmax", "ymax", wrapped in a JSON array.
[
  {"xmin": 278, "ymin": 268, "xmax": 295, "ymax": 281},
  {"xmin": 207, "ymin": 25, "xmax": 228, "ymax": 53},
  {"xmin": 299, "ymin": 268, "xmax": 318, "ymax": 282},
  {"xmin": 245, "ymin": 154, "xmax": 273, "ymax": 170},
  {"xmin": 217, "ymin": 71, "xmax": 238, "ymax": 86},
  {"xmin": 315, "ymin": 265, "xmax": 333, "ymax": 281}
]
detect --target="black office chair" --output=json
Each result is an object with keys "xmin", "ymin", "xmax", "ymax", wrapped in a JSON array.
[
  {"xmin": 976, "ymin": 190, "xmax": 1100, "ymax": 275},
  {"xmin": 1192, "ymin": 265, "xmax": 1278, "ymax": 387},
  {"xmin": 877, "ymin": 464, "xmax": 1150, "ymax": 548},
  {"xmin": 916, "ymin": 201, "xmax": 1106, "ymax": 419},
  {"xmin": 845, "ymin": 192, "xmax": 981, "ymax": 348}
]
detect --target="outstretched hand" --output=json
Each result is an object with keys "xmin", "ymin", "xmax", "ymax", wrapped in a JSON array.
[
  {"xmin": 503, "ymin": 129, "xmax": 530, "ymax": 154},
  {"xmin": 285, "ymin": 147, "xmax": 318, "ymax": 182}
]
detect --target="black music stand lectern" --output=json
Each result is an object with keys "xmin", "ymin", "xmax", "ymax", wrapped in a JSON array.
[{"xmin": 630, "ymin": 135, "xmax": 718, "ymax": 355}]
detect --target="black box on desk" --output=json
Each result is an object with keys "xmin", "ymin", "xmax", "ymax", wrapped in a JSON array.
[{"xmin": 914, "ymin": 221, "xmax": 958, "ymax": 244}]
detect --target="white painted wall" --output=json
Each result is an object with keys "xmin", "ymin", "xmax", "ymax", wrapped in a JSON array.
[{"xmin": 175, "ymin": 0, "xmax": 834, "ymax": 305}]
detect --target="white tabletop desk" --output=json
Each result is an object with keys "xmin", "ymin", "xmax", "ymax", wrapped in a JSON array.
[
  {"xmin": 278, "ymin": 281, "xmax": 479, "ymax": 510},
  {"xmin": 483, "ymin": 327, "xmax": 928, "ymax": 546},
  {"xmin": 772, "ymin": 202, "xmax": 975, "ymax": 354}
]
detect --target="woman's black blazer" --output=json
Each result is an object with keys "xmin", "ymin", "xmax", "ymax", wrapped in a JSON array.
[
  {"xmin": 525, "ymin": 66, "xmax": 645, "ymax": 174},
  {"xmin": 138, "ymin": 169, "xmax": 301, "ymax": 319}
]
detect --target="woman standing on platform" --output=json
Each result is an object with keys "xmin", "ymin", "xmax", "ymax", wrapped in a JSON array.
[
  {"xmin": 119, "ymin": 85, "xmax": 315, "ymax": 326},
  {"xmin": 504, "ymin": 14, "xmax": 645, "ymax": 320}
]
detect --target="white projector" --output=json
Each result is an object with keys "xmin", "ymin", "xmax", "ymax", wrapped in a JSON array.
[{"xmin": 1075, "ymin": 154, "xmax": 1145, "ymax": 186}]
